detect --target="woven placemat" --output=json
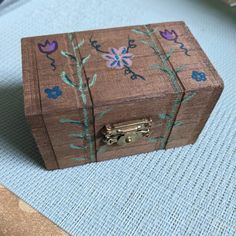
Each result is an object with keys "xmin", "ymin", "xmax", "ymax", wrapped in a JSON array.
[{"xmin": 0, "ymin": 0, "xmax": 236, "ymax": 235}]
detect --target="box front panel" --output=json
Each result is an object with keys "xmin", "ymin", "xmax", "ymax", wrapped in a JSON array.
[
  {"xmin": 73, "ymin": 24, "xmax": 186, "ymax": 161},
  {"xmin": 43, "ymin": 111, "xmax": 95, "ymax": 168},
  {"xmin": 94, "ymin": 93, "xmax": 183, "ymax": 161}
]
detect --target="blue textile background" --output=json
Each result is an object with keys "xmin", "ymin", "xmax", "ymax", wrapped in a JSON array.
[{"xmin": 0, "ymin": 0, "xmax": 236, "ymax": 235}]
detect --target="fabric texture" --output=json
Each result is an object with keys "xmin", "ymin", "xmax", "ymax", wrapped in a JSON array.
[{"xmin": 0, "ymin": 0, "xmax": 236, "ymax": 235}]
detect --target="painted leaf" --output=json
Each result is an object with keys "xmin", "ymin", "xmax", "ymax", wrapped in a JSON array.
[
  {"xmin": 174, "ymin": 99, "xmax": 182, "ymax": 105},
  {"xmin": 75, "ymin": 39, "xmax": 85, "ymax": 49},
  {"xmin": 175, "ymin": 64, "xmax": 186, "ymax": 73},
  {"xmin": 173, "ymin": 121, "xmax": 183, "ymax": 127},
  {"xmin": 96, "ymin": 108, "xmax": 111, "ymax": 120},
  {"xmin": 132, "ymin": 29, "xmax": 147, "ymax": 36},
  {"xmin": 61, "ymin": 51, "xmax": 77, "ymax": 61},
  {"xmin": 140, "ymin": 40, "xmax": 155, "ymax": 49},
  {"xmin": 89, "ymin": 74, "xmax": 97, "ymax": 88},
  {"xmin": 150, "ymin": 64, "xmax": 162, "ymax": 70},
  {"xmin": 139, "ymin": 39, "xmax": 150, "ymax": 46},
  {"xmin": 59, "ymin": 118, "xmax": 82, "ymax": 125},
  {"xmin": 148, "ymin": 136, "xmax": 165, "ymax": 143},
  {"xmin": 165, "ymin": 48, "xmax": 174, "ymax": 60},
  {"xmin": 71, "ymin": 157, "xmax": 87, "ymax": 161},
  {"xmin": 149, "ymin": 27, "xmax": 158, "ymax": 34},
  {"xmin": 160, "ymin": 67, "xmax": 171, "ymax": 73},
  {"xmin": 60, "ymin": 72, "xmax": 76, "ymax": 87},
  {"xmin": 80, "ymin": 94, "xmax": 87, "ymax": 104},
  {"xmin": 69, "ymin": 144, "xmax": 87, "ymax": 150},
  {"xmin": 82, "ymin": 55, "xmax": 91, "ymax": 65},
  {"xmin": 182, "ymin": 92, "xmax": 197, "ymax": 103},
  {"xmin": 68, "ymin": 33, "xmax": 73, "ymax": 41},
  {"xmin": 159, "ymin": 113, "xmax": 167, "ymax": 120},
  {"xmin": 159, "ymin": 113, "xmax": 166, "ymax": 119},
  {"xmin": 167, "ymin": 122, "xmax": 173, "ymax": 129},
  {"xmin": 69, "ymin": 133, "xmax": 85, "ymax": 138}
]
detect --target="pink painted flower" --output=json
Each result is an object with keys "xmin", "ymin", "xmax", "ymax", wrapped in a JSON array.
[{"xmin": 102, "ymin": 47, "xmax": 133, "ymax": 69}]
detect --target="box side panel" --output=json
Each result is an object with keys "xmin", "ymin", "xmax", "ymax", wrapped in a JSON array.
[
  {"xmin": 152, "ymin": 21, "xmax": 224, "ymax": 148},
  {"xmin": 25, "ymin": 32, "xmax": 96, "ymax": 169},
  {"xmin": 21, "ymin": 39, "xmax": 59, "ymax": 169},
  {"xmin": 166, "ymin": 87, "xmax": 223, "ymax": 148}
]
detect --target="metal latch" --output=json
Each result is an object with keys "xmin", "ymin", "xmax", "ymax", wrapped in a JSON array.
[{"xmin": 103, "ymin": 118, "xmax": 152, "ymax": 146}]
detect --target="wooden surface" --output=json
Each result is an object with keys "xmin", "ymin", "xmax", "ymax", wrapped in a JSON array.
[
  {"xmin": 21, "ymin": 39, "xmax": 59, "ymax": 169},
  {"xmin": 0, "ymin": 184, "xmax": 68, "ymax": 236},
  {"xmin": 153, "ymin": 22, "xmax": 224, "ymax": 148},
  {"xmin": 21, "ymin": 21, "xmax": 223, "ymax": 169}
]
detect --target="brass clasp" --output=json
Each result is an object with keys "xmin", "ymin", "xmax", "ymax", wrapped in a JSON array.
[{"xmin": 103, "ymin": 118, "xmax": 152, "ymax": 146}]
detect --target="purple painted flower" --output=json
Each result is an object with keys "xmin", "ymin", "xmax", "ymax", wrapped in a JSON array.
[
  {"xmin": 38, "ymin": 40, "xmax": 58, "ymax": 54},
  {"xmin": 160, "ymin": 30, "xmax": 178, "ymax": 41},
  {"xmin": 44, "ymin": 86, "xmax": 62, "ymax": 99},
  {"xmin": 102, "ymin": 47, "xmax": 133, "ymax": 69}
]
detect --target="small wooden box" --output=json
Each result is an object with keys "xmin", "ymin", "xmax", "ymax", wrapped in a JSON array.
[{"xmin": 21, "ymin": 21, "xmax": 223, "ymax": 170}]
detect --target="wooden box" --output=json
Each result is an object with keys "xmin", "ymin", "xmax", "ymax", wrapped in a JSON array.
[{"xmin": 21, "ymin": 21, "xmax": 223, "ymax": 170}]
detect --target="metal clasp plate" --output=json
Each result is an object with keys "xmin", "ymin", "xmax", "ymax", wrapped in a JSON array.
[{"xmin": 103, "ymin": 118, "xmax": 152, "ymax": 146}]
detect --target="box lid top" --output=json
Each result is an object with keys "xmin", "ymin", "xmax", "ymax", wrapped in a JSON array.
[{"xmin": 22, "ymin": 21, "xmax": 223, "ymax": 117}]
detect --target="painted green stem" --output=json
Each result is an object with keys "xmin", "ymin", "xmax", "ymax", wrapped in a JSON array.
[
  {"xmin": 143, "ymin": 25, "xmax": 181, "ymax": 93},
  {"xmin": 69, "ymin": 33, "xmax": 95, "ymax": 161},
  {"xmin": 133, "ymin": 25, "xmax": 185, "ymax": 149}
]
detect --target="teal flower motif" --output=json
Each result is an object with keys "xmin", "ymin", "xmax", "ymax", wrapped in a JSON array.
[
  {"xmin": 192, "ymin": 71, "xmax": 207, "ymax": 82},
  {"xmin": 44, "ymin": 86, "xmax": 62, "ymax": 99}
]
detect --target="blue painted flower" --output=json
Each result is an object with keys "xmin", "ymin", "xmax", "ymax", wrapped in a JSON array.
[
  {"xmin": 44, "ymin": 86, "xmax": 62, "ymax": 99},
  {"xmin": 192, "ymin": 71, "xmax": 207, "ymax": 82}
]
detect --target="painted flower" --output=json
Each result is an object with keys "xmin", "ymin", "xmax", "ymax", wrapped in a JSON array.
[
  {"xmin": 160, "ymin": 30, "xmax": 178, "ymax": 41},
  {"xmin": 102, "ymin": 47, "xmax": 133, "ymax": 69},
  {"xmin": 38, "ymin": 40, "xmax": 58, "ymax": 54},
  {"xmin": 192, "ymin": 71, "xmax": 207, "ymax": 82},
  {"xmin": 44, "ymin": 86, "xmax": 62, "ymax": 99}
]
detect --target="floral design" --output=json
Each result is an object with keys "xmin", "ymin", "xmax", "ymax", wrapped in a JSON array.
[
  {"xmin": 38, "ymin": 40, "xmax": 58, "ymax": 54},
  {"xmin": 89, "ymin": 36, "xmax": 145, "ymax": 80},
  {"xmin": 192, "ymin": 71, "xmax": 207, "ymax": 82},
  {"xmin": 37, "ymin": 40, "xmax": 58, "ymax": 71},
  {"xmin": 44, "ymin": 86, "xmax": 62, "ymax": 99},
  {"xmin": 102, "ymin": 47, "xmax": 133, "ymax": 69},
  {"xmin": 160, "ymin": 30, "xmax": 178, "ymax": 41},
  {"xmin": 159, "ymin": 29, "xmax": 190, "ymax": 56}
]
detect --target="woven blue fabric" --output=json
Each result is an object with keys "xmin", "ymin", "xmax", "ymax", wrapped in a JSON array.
[{"xmin": 0, "ymin": 0, "xmax": 236, "ymax": 235}]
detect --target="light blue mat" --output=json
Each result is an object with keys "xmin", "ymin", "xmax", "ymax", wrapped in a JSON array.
[{"xmin": 0, "ymin": 0, "xmax": 236, "ymax": 235}]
